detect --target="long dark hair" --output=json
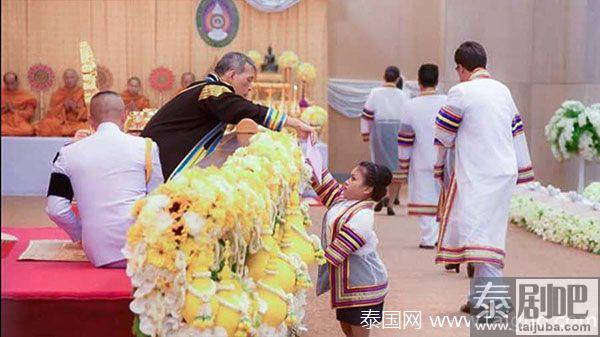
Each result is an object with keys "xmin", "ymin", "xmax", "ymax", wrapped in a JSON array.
[{"xmin": 358, "ymin": 161, "xmax": 392, "ymax": 202}]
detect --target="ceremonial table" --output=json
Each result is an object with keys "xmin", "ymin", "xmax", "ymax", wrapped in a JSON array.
[
  {"xmin": 1, "ymin": 136, "xmax": 70, "ymax": 196},
  {"xmin": 1, "ymin": 227, "xmax": 133, "ymax": 337}
]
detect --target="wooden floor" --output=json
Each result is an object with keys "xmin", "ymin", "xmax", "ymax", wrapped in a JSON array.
[{"xmin": 2, "ymin": 196, "xmax": 599, "ymax": 337}]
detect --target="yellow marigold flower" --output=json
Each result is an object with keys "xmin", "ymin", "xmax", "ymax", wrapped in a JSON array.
[
  {"xmin": 147, "ymin": 238, "xmax": 177, "ymax": 270},
  {"xmin": 127, "ymin": 223, "xmax": 144, "ymax": 245},
  {"xmin": 131, "ymin": 199, "xmax": 146, "ymax": 217}
]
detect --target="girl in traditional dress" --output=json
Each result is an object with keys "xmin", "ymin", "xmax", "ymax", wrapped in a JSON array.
[
  {"xmin": 310, "ymin": 161, "xmax": 391, "ymax": 337},
  {"xmin": 361, "ymin": 66, "xmax": 410, "ymax": 215}
]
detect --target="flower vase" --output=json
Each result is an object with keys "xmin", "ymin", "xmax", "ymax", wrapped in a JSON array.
[{"xmin": 299, "ymin": 82, "xmax": 310, "ymax": 108}]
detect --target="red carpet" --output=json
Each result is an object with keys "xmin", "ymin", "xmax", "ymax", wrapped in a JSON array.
[
  {"xmin": 1, "ymin": 227, "xmax": 133, "ymax": 337},
  {"xmin": 1, "ymin": 227, "xmax": 132, "ymax": 299}
]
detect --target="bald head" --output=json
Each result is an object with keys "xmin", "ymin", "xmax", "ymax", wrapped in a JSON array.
[
  {"xmin": 89, "ymin": 91, "xmax": 126, "ymax": 129},
  {"xmin": 63, "ymin": 69, "xmax": 79, "ymax": 89},
  {"xmin": 3, "ymin": 72, "xmax": 19, "ymax": 91},
  {"xmin": 127, "ymin": 77, "xmax": 142, "ymax": 95},
  {"xmin": 181, "ymin": 72, "xmax": 196, "ymax": 88}
]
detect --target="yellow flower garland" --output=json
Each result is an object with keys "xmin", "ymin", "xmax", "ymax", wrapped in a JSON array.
[{"xmin": 125, "ymin": 131, "xmax": 324, "ymax": 337}]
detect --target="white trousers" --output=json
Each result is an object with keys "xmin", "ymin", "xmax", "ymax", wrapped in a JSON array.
[
  {"xmin": 473, "ymin": 262, "xmax": 503, "ymax": 278},
  {"xmin": 419, "ymin": 216, "xmax": 439, "ymax": 245},
  {"xmin": 468, "ymin": 262, "xmax": 504, "ymax": 301}
]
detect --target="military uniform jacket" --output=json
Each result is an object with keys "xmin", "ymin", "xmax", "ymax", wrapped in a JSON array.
[{"xmin": 141, "ymin": 73, "xmax": 287, "ymax": 180}]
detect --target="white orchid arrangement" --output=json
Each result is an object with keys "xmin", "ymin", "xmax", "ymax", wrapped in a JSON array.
[{"xmin": 545, "ymin": 101, "xmax": 600, "ymax": 162}]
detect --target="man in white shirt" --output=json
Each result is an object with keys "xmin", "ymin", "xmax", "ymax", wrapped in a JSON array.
[
  {"xmin": 398, "ymin": 64, "xmax": 446, "ymax": 249},
  {"xmin": 46, "ymin": 91, "xmax": 164, "ymax": 268},
  {"xmin": 433, "ymin": 42, "xmax": 533, "ymax": 313}
]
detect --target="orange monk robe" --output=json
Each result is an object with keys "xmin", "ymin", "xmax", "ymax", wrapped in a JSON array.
[
  {"xmin": 1, "ymin": 88, "xmax": 37, "ymax": 136},
  {"xmin": 36, "ymin": 87, "xmax": 89, "ymax": 137},
  {"xmin": 171, "ymin": 87, "xmax": 186, "ymax": 99},
  {"xmin": 121, "ymin": 91, "xmax": 150, "ymax": 112}
]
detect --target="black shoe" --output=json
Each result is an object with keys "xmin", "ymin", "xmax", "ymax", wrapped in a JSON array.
[
  {"xmin": 467, "ymin": 263, "xmax": 475, "ymax": 278},
  {"xmin": 419, "ymin": 244, "xmax": 435, "ymax": 249},
  {"xmin": 387, "ymin": 207, "xmax": 395, "ymax": 216},
  {"xmin": 460, "ymin": 302, "xmax": 472, "ymax": 314},
  {"xmin": 394, "ymin": 197, "xmax": 400, "ymax": 205},
  {"xmin": 445, "ymin": 263, "xmax": 460, "ymax": 273}
]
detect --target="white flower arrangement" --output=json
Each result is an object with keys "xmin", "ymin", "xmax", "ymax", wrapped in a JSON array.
[
  {"xmin": 126, "ymin": 131, "xmax": 325, "ymax": 337},
  {"xmin": 545, "ymin": 101, "xmax": 600, "ymax": 162},
  {"xmin": 278, "ymin": 51, "xmax": 300, "ymax": 69},
  {"xmin": 510, "ymin": 182, "xmax": 600, "ymax": 255},
  {"xmin": 296, "ymin": 63, "xmax": 316, "ymax": 83},
  {"xmin": 300, "ymin": 105, "xmax": 327, "ymax": 128},
  {"xmin": 246, "ymin": 50, "xmax": 262, "ymax": 68},
  {"xmin": 583, "ymin": 182, "xmax": 600, "ymax": 203}
]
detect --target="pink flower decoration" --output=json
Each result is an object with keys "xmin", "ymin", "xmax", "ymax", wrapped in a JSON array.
[
  {"xmin": 149, "ymin": 67, "xmax": 175, "ymax": 92},
  {"xmin": 27, "ymin": 64, "xmax": 55, "ymax": 92}
]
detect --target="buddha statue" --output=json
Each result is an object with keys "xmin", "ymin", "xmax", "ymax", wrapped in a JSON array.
[{"xmin": 261, "ymin": 46, "xmax": 279, "ymax": 73}]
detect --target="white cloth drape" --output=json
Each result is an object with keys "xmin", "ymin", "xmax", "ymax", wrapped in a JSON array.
[
  {"xmin": 244, "ymin": 0, "xmax": 300, "ymax": 12},
  {"xmin": 328, "ymin": 78, "xmax": 421, "ymax": 118}
]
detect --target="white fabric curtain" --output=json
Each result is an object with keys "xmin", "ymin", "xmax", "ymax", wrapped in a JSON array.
[
  {"xmin": 328, "ymin": 78, "xmax": 421, "ymax": 118},
  {"xmin": 244, "ymin": 0, "xmax": 300, "ymax": 12}
]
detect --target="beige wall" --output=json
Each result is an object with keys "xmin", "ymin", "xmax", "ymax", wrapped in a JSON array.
[
  {"xmin": 328, "ymin": 0, "xmax": 599, "ymax": 190},
  {"xmin": 328, "ymin": 0, "xmax": 445, "ymax": 172},
  {"xmin": 1, "ymin": 0, "xmax": 328, "ymax": 117}
]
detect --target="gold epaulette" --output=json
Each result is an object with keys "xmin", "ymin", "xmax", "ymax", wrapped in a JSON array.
[{"xmin": 198, "ymin": 84, "xmax": 232, "ymax": 101}]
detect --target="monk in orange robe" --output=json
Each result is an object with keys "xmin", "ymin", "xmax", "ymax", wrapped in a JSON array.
[
  {"xmin": 170, "ymin": 72, "xmax": 196, "ymax": 100},
  {"xmin": 1, "ymin": 72, "xmax": 37, "ymax": 136},
  {"xmin": 121, "ymin": 77, "xmax": 150, "ymax": 112},
  {"xmin": 36, "ymin": 69, "xmax": 89, "ymax": 137},
  {"xmin": 179, "ymin": 72, "xmax": 196, "ymax": 94}
]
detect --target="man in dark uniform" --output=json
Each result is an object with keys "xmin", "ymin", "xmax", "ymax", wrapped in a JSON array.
[{"xmin": 141, "ymin": 52, "xmax": 314, "ymax": 180}]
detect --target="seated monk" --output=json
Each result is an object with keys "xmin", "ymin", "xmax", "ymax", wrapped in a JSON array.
[
  {"xmin": 121, "ymin": 77, "xmax": 150, "ymax": 112},
  {"xmin": 1, "ymin": 72, "xmax": 36, "ymax": 136},
  {"xmin": 178, "ymin": 72, "xmax": 196, "ymax": 94},
  {"xmin": 36, "ymin": 69, "xmax": 89, "ymax": 137}
]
